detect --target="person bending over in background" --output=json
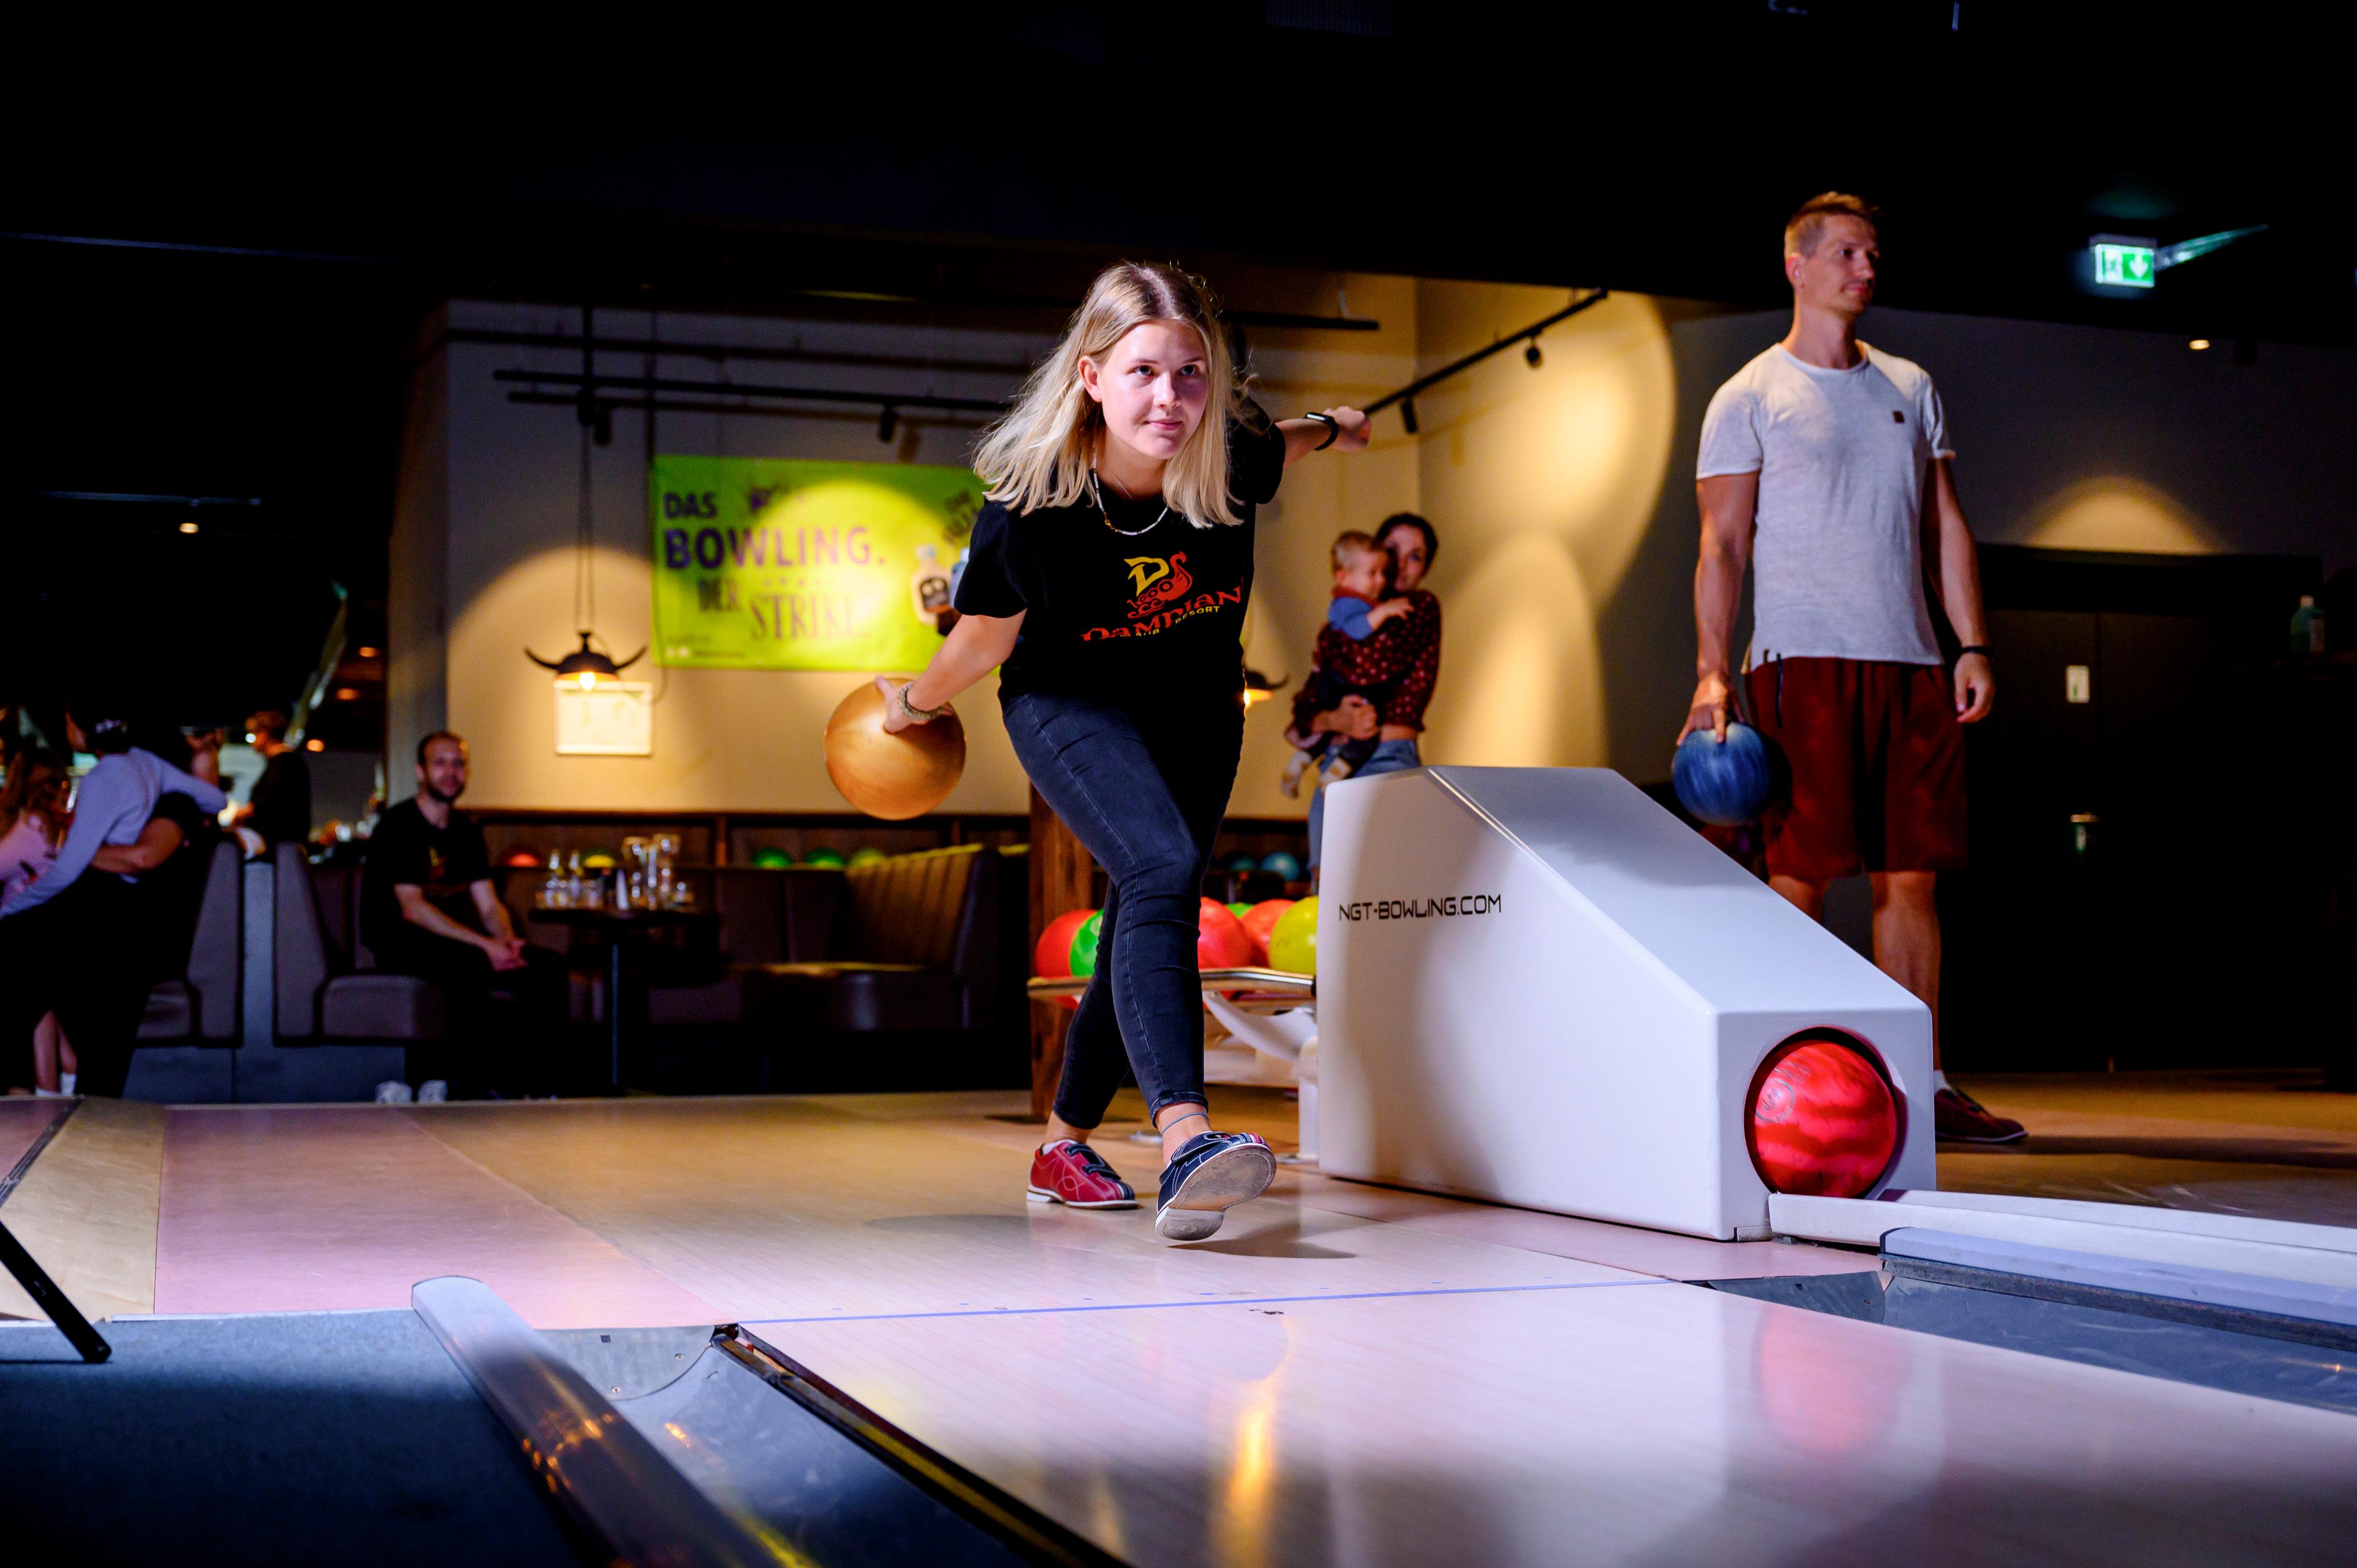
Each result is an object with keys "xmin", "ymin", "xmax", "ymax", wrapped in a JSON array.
[
  {"xmin": 1299, "ymin": 511, "xmax": 1444, "ymax": 879},
  {"xmin": 0, "ymin": 690, "xmax": 228, "ymax": 1095},
  {"xmin": 1280, "ymin": 530, "xmax": 1413, "ymax": 798},
  {"xmin": 1683, "ymin": 191, "xmax": 2017, "ymax": 1144},
  {"xmin": 360, "ymin": 731, "xmax": 567, "ymax": 1102}
]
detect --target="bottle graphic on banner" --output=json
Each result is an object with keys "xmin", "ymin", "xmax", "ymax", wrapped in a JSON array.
[{"xmin": 910, "ymin": 544, "xmax": 952, "ymax": 628}]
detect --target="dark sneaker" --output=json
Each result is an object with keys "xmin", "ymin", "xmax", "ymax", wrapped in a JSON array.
[
  {"xmin": 1935, "ymin": 1086, "xmax": 2026, "ymax": 1144},
  {"xmin": 1155, "ymin": 1130, "xmax": 1276, "ymax": 1242},
  {"xmin": 1028, "ymin": 1140, "xmax": 1138, "ymax": 1210}
]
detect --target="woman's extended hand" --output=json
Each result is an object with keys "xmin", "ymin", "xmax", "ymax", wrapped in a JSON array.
[{"xmin": 1320, "ymin": 406, "xmax": 1372, "ymax": 452}]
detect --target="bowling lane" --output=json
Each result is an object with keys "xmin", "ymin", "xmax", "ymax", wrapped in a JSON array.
[
  {"xmin": 412, "ymin": 1096, "xmax": 1648, "ymax": 1326},
  {"xmin": 154, "ymin": 1106, "xmax": 722, "ymax": 1327},
  {"xmin": 768, "ymin": 1277, "xmax": 2357, "ymax": 1568}
]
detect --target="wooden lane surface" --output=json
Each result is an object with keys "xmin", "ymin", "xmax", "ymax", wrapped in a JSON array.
[
  {"xmin": 0, "ymin": 1097, "xmax": 73, "ymax": 1186},
  {"xmin": 0, "ymin": 1099, "xmax": 164, "ymax": 1321},
  {"xmin": 770, "ymin": 1276, "xmax": 2357, "ymax": 1567},
  {"xmin": 411, "ymin": 1095, "xmax": 1647, "ymax": 1327},
  {"xmin": 153, "ymin": 1106, "xmax": 722, "ymax": 1329}
]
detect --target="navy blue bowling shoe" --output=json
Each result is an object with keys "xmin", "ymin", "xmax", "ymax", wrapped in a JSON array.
[{"xmin": 1155, "ymin": 1130, "xmax": 1276, "ymax": 1241}]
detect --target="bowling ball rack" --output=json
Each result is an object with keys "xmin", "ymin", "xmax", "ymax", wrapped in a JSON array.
[{"xmin": 1026, "ymin": 969, "xmax": 1314, "ymax": 1013}]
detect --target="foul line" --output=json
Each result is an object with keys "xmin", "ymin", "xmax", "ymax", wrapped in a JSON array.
[{"xmin": 747, "ymin": 1275, "xmax": 1676, "ymax": 1327}]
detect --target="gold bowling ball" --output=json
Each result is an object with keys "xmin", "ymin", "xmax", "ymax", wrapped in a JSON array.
[{"xmin": 824, "ymin": 680, "xmax": 966, "ymax": 820}]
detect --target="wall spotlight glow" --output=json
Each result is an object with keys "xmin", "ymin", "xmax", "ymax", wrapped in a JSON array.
[
  {"xmin": 333, "ymin": 687, "xmax": 360, "ymax": 701},
  {"xmin": 2188, "ymin": 338, "xmax": 2211, "ymax": 350},
  {"xmin": 304, "ymin": 738, "xmax": 326, "ymax": 752},
  {"xmin": 179, "ymin": 520, "xmax": 199, "ymax": 534}
]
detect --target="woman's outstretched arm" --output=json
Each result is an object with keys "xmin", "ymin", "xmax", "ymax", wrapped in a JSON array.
[
  {"xmin": 1275, "ymin": 407, "xmax": 1372, "ymax": 468},
  {"xmin": 879, "ymin": 611, "xmax": 1024, "ymax": 733}
]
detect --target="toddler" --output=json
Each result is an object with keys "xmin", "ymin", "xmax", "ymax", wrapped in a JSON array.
[{"xmin": 1282, "ymin": 531, "xmax": 1410, "ymax": 797}]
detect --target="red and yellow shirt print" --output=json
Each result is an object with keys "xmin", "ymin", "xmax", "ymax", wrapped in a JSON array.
[{"xmin": 955, "ymin": 414, "xmax": 1285, "ymax": 706}]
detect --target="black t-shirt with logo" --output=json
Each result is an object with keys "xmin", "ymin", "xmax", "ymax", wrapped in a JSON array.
[
  {"xmin": 953, "ymin": 412, "xmax": 1287, "ymax": 709},
  {"xmin": 360, "ymin": 798, "xmax": 492, "ymax": 954}
]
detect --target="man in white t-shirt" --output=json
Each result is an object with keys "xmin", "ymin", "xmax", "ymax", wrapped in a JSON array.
[{"xmin": 1682, "ymin": 191, "xmax": 2021, "ymax": 1143}]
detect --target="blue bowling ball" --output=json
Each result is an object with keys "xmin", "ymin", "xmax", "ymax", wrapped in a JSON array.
[
  {"xmin": 1673, "ymin": 722, "xmax": 1773, "ymax": 827},
  {"xmin": 1221, "ymin": 852, "xmax": 1260, "ymax": 872},
  {"xmin": 1259, "ymin": 851, "xmax": 1304, "ymax": 882}
]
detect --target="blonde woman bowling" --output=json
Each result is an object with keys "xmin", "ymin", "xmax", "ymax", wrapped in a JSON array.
[{"xmin": 880, "ymin": 261, "xmax": 1370, "ymax": 1240}]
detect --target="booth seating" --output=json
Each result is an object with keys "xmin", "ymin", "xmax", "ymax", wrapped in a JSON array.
[
  {"xmin": 274, "ymin": 844, "xmax": 445, "ymax": 1043},
  {"xmin": 644, "ymin": 846, "xmax": 1003, "ymax": 1035},
  {"xmin": 137, "ymin": 839, "xmax": 244, "ymax": 1044}
]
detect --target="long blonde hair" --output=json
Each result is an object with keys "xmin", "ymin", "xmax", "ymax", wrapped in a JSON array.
[{"xmin": 976, "ymin": 261, "xmax": 1252, "ymax": 528}]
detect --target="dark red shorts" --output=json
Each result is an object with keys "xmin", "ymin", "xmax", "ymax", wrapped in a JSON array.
[{"xmin": 1746, "ymin": 657, "xmax": 1966, "ymax": 881}]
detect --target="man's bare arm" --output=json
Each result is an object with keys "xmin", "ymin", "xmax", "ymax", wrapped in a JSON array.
[
  {"xmin": 1681, "ymin": 473, "xmax": 1760, "ymax": 742},
  {"xmin": 470, "ymin": 878, "xmax": 517, "ymax": 942},
  {"xmin": 396, "ymin": 884, "xmax": 498, "ymax": 952},
  {"xmin": 1924, "ymin": 458, "xmax": 1994, "ymax": 723},
  {"xmin": 90, "ymin": 817, "xmax": 186, "ymax": 875}
]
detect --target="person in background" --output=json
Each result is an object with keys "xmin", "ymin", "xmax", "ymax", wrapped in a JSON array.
[
  {"xmin": 360, "ymin": 731, "xmax": 567, "ymax": 1102},
  {"xmin": 1683, "ymin": 191, "xmax": 2014, "ymax": 1143},
  {"xmin": 0, "ymin": 689, "xmax": 228, "ymax": 1095},
  {"xmin": 236, "ymin": 709, "xmax": 311, "ymax": 849},
  {"xmin": 1298, "ymin": 512, "xmax": 1444, "ymax": 878},
  {"xmin": 1280, "ymin": 531, "xmax": 1414, "ymax": 798},
  {"xmin": 1, "ymin": 749, "xmax": 74, "ymax": 1095}
]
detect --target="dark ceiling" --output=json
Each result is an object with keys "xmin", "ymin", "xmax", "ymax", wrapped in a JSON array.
[{"xmin": 4, "ymin": 2, "xmax": 2347, "ymax": 738}]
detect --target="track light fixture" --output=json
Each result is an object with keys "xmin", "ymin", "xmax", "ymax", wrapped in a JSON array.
[
  {"xmin": 1400, "ymin": 397, "xmax": 1419, "ymax": 436},
  {"xmin": 877, "ymin": 405, "xmax": 899, "ymax": 442},
  {"xmin": 1525, "ymin": 339, "xmax": 1543, "ymax": 369}
]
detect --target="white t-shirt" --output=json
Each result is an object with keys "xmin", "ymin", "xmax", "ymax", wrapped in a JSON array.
[{"xmin": 1697, "ymin": 342, "xmax": 1953, "ymax": 667}]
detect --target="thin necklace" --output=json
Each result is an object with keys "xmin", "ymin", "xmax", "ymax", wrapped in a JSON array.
[{"xmin": 1088, "ymin": 466, "xmax": 1169, "ymax": 536}]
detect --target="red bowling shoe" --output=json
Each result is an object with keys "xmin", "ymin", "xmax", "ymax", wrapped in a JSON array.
[
  {"xmin": 1027, "ymin": 1140, "xmax": 1138, "ymax": 1209},
  {"xmin": 1934, "ymin": 1086, "xmax": 2026, "ymax": 1144}
]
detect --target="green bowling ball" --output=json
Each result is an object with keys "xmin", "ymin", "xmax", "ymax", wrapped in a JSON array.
[
  {"xmin": 847, "ymin": 847, "xmax": 889, "ymax": 867},
  {"xmin": 1069, "ymin": 910, "xmax": 1104, "ymax": 977},
  {"xmin": 802, "ymin": 848, "xmax": 848, "ymax": 868},
  {"xmin": 1266, "ymin": 897, "xmax": 1318, "ymax": 975},
  {"xmin": 750, "ymin": 848, "xmax": 792, "ymax": 869},
  {"xmin": 1227, "ymin": 901, "xmax": 1253, "ymax": 919}
]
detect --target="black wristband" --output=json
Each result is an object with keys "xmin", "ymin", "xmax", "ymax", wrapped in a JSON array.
[
  {"xmin": 1303, "ymin": 411, "xmax": 1340, "ymax": 450},
  {"xmin": 1957, "ymin": 644, "xmax": 1991, "ymax": 659}
]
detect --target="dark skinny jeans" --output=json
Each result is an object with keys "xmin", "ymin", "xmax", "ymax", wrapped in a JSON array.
[{"xmin": 1002, "ymin": 688, "xmax": 1242, "ymax": 1130}]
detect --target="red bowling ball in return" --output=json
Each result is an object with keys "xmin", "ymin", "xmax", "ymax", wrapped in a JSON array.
[{"xmin": 1746, "ymin": 1037, "xmax": 1898, "ymax": 1199}]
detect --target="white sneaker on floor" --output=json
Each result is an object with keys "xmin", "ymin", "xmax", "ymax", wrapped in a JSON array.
[
  {"xmin": 374, "ymin": 1080, "xmax": 414, "ymax": 1104},
  {"xmin": 34, "ymin": 1086, "xmax": 68, "ymax": 1099},
  {"xmin": 417, "ymin": 1079, "xmax": 449, "ymax": 1104}
]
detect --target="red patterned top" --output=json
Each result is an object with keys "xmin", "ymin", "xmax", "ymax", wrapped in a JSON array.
[{"xmin": 1288, "ymin": 589, "xmax": 1443, "ymax": 735}]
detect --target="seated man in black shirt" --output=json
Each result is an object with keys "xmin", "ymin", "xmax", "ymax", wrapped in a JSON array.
[{"xmin": 360, "ymin": 730, "xmax": 566, "ymax": 1101}]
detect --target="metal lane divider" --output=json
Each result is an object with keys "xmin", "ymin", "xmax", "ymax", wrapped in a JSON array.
[{"xmin": 411, "ymin": 1276, "xmax": 781, "ymax": 1568}]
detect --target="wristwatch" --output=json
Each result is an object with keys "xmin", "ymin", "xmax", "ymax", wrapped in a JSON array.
[{"xmin": 1302, "ymin": 411, "xmax": 1341, "ymax": 450}]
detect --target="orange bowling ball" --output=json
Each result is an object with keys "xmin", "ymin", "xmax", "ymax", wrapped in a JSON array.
[
  {"xmin": 824, "ymin": 680, "xmax": 966, "ymax": 821},
  {"xmin": 1237, "ymin": 899, "xmax": 1295, "ymax": 965}
]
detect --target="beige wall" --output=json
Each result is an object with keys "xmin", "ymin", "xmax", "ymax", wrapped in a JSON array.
[
  {"xmin": 402, "ymin": 288, "xmax": 1418, "ymax": 816},
  {"xmin": 394, "ymin": 282, "xmax": 2357, "ymax": 813}
]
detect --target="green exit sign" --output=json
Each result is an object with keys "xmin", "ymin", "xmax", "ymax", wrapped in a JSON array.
[{"xmin": 2092, "ymin": 241, "xmax": 2156, "ymax": 288}]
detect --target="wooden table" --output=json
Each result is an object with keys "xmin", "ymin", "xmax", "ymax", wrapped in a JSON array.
[{"xmin": 530, "ymin": 906, "xmax": 716, "ymax": 1092}]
